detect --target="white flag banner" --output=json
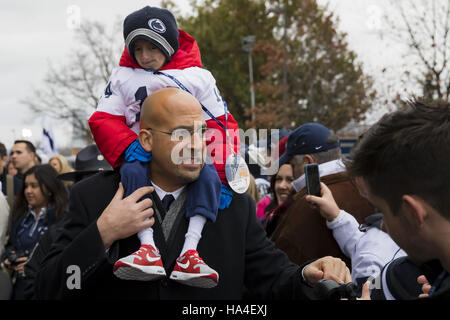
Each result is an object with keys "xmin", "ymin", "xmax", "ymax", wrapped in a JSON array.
[{"xmin": 40, "ymin": 117, "xmax": 58, "ymax": 157}]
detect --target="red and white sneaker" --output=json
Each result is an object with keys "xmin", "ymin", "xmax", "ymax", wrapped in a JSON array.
[
  {"xmin": 169, "ymin": 250, "xmax": 219, "ymax": 288},
  {"xmin": 113, "ymin": 244, "xmax": 166, "ymax": 281}
]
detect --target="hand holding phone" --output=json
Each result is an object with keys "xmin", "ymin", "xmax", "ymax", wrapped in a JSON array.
[
  {"xmin": 305, "ymin": 164, "xmax": 321, "ymax": 196},
  {"xmin": 305, "ymin": 182, "xmax": 341, "ymax": 222}
]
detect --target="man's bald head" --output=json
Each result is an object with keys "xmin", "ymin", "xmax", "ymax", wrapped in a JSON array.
[
  {"xmin": 138, "ymin": 87, "xmax": 207, "ymax": 191},
  {"xmin": 140, "ymin": 87, "xmax": 203, "ymax": 130}
]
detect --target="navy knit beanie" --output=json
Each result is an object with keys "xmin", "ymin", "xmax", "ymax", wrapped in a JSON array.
[{"xmin": 123, "ymin": 6, "xmax": 179, "ymax": 62}]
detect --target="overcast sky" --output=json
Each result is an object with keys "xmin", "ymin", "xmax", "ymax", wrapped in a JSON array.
[{"xmin": 0, "ymin": 0, "xmax": 406, "ymax": 152}]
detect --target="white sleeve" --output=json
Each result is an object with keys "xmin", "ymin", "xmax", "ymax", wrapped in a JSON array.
[
  {"xmin": 0, "ymin": 192, "xmax": 10, "ymax": 257},
  {"xmin": 96, "ymin": 68, "xmax": 143, "ymax": 129},
  {"xmin": 326, "ymin": 210, "xmax": 363, "ymax": 259},
  {"xmin": 188, "ymin": 68, "xmax": 226, "ymax": 119},
  {"xmin": 351, "ymin": 229, "xmax": 406, "ymax": 282},
  {"xmin": 96, "ymin": 68, "xmax": 127, "ymax": 116},
  {"xmin": 351, "ymin": 248, "xmax": 386, "ymax": 282}
]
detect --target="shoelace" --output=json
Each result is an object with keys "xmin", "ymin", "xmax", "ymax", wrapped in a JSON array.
[
  {"xmin": 179, "ymin": 252, "xmax": 204, "ymax": 265},
  {"xmin": 136, "ymin": 247, "xmax": 149, "ymax": 256},
  {"xmin": 191, "ymin": 253, "xmax": 204, "ymax": 264}
]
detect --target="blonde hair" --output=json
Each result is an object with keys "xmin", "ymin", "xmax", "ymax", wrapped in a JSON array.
[
  {"xmin": 49, "ymin": 154, "xmax": 74, "ymax": 187},
  {"xmin": 246, "ymin": 174, "xmax": 260, "ymax": 203},
  {"xmin": 49, "ymin": 154, "xmax": 73, "ymax": 174}
]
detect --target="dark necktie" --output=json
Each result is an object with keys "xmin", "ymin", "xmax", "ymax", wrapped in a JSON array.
[{"xmin": 161, "ymin": 194, "xmax": 175, "ymax": 212}]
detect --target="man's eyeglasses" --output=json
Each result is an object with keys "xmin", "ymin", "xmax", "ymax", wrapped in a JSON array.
[{"xmin": 146, "ymin": 126, "xmax": 207, "ymax": 138}]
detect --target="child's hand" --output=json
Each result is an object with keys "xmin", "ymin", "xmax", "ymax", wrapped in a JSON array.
[
  {"xmin": 417, "ymin": 275, "xmax": 431, "ymax": 298},
  {"xmin": 305, "ymin": 182, "xmax": 340, "ymax": 222}
]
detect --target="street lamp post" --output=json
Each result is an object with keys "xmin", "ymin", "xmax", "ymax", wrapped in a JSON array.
[
  {"xmin": 242, "ymin": 35, "xmax": 256, "ymax": 122},
  {"xmin": 268, "ymin": 7, "xmax": 288, "ymax": 109}
]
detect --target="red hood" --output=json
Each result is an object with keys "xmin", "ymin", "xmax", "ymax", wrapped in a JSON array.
[{"xmin": 119, "ymin": 29, "xmax": 202, "ymax": 70}]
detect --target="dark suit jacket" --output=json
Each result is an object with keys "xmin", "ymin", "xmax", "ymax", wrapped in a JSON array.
[
  {"xmin": 270, "ymin": 172, "xmax": 376, "ymax": 268},
  {"xmin": 0, "ymin": 168, "xmax": 21, "ymax": 196},
  {"xmin": 34, "ymin": 171, "xmax": 314, "ymax": 300},
  {"xmin": 23, "ymin": 220, "xmax": 66, "ymax": 300}
]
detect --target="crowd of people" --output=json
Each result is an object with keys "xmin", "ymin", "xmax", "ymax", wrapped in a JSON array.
[
  {"xmin": 0, "ymin": 5, "xmax": 449, "ymax": 302},
  {"xmin": 0, "ymin": 140, "xmax": 112, "ymax": 299}
]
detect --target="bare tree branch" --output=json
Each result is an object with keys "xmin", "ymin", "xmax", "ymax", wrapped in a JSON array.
[
  {"xmin": 21, "ymin": 19, "xmax": 122, "ymax": 143},
  {"xmin": 384, "ymin": 0, "xmax": 450, "ymax": 102},
  {"xmin": 439, "ymin": 1, "xmax": 450, "ymax": 74}
]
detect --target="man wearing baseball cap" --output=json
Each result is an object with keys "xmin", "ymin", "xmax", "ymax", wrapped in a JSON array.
[
  {"xmin": 277, "ymin": 123, "xmax": 340, "ymax": 176},
  {"xmin": 267, "ymin": 123, "xmax": 375, "ymax": 270}
]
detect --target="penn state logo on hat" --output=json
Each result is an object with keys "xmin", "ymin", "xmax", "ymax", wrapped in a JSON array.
[
  {"xmin": 123, "ymin": 6, "xmax": 179, "ymax": 63},
  {"xmin": 148, "ymin": 18, "xmax": 166, "ymax": 33}
]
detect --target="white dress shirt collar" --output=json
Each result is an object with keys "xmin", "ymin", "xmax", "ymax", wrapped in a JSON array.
[
  {"xmin": 151, "ymin": 181, "xmax": 185, "ymax": 201},
  {"xmin": 291, "ymin": 159, "xmax": 346, "ymax": 192}
]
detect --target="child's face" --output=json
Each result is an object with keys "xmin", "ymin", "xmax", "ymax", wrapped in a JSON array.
[{"xmin": 134, "ymin": 39, "xmax": 167, "ymax": 70}]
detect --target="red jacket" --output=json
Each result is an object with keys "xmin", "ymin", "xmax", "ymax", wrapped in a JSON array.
[{"xmin": 89, "ymin": 30, "xmax": 239, "ymax": 183}]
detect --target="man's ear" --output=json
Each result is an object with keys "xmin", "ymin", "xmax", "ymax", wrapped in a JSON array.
[
  {"xmin": 303, "ymin": 154, "xmax": 315, "ymax": 164},
  {"xmin": 297, "ymin": 155, "xmax": 315, "ymax": 179},
  {"xmin": 402, "ymin": 195, "xmax": 427, "ymax": 228},
  {"xmin": 139, "ymin": 129, "xmax": 153, "ymax": 153},
  {"xmin": 354, "ymin": 177, "xmax": 369, "ymax": 199}
]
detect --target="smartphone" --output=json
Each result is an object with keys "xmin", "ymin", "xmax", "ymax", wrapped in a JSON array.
[{"xmin": 305, "ymin": 164, "xmax": 321, "ymax": 196}]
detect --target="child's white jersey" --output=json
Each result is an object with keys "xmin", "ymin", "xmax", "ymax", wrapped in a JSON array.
[{"xmin": 97, "ymin": 66, "xmax": 226, "ymax": 134}]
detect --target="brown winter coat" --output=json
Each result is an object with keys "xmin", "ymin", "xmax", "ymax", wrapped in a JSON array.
[{"xmin": 269, "ymin": 172, "xmax": 376, "ymax": 268}]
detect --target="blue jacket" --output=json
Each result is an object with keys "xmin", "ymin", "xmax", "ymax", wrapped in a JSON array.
[{"xmin": 2, "ymin": 206, "xmax": 57, "ymax": 261}]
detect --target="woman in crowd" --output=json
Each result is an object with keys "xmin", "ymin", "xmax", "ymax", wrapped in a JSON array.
[
  {"xmin": 1, "ymin": 164, "xmax": 68, "ymax": 300},
  {"xmin": 7, "ymin": 160, "xmax": 17, "ymax": 176},
  {"xmin": 255, "ymin": 136, "xmax": 289, "ymax": 221},
  {"xmin": 246, "ymin": 174, "xmax": 260, "ymax": 204},
  {"xmin": 49, "ymin": 154, "xmax": 74, "ymax": 188},
  {"xmin": 259, "ymin": 163, "xmax": 294, "ymax": 231}
]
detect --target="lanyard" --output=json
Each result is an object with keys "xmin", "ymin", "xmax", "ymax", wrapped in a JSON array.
[
  {"xmin": 147, "ymin": 70, "xmax": 249, "ymax": 193},
  {"xmin": 152, "ymin": 70, "xmax": 228, "ymax": 132},
  {"xmin": 149, "ymin": 69, "xmax": 237, "ymax": 160}
]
